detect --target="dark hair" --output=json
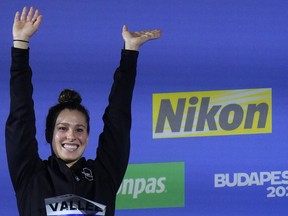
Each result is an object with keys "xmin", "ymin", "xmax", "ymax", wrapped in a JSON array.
[{"xmin": 45, "ymin": 89, "xmax": 90, "ymax": 144}]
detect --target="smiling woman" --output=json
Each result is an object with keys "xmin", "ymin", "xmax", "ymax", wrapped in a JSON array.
[
  {"xmin": 49, "ymin": 90, "xmax": 90, "ymax": 167},
  {"xmin": 5, "ymin": 6, "xmax": 161, "ymax": 216}
]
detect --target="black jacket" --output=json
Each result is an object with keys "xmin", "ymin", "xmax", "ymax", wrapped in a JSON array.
[{"xmin": 5, "ymin": 47, "xmax": 138, "ymax": 216}]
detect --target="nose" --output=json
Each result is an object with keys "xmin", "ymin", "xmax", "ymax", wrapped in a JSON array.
[{"xmin": 66, "ymin": 129, "xmax": 76, "ymax": 141}]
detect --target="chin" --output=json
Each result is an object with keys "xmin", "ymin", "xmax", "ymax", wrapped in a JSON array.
[
  {"xmin": 63, "ymin": 158, "xmax": 79, "ymax": 167},
  {"xmin": 63, "ymin": 156, "xmax": 79, "ymax": 162}
]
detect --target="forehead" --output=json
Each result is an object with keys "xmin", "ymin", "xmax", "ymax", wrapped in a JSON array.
[{"xmin": 56, "ymin": 109, "xmax": 87, "ymax": 125}]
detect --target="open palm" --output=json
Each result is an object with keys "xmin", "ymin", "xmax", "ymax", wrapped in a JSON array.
[
  {"xmin": 122, "ymin": 25, "xmax": 161, "ymax": 50},
  {"xmin": 13, "ymin": 7, "xmax": 42, "ymax": 41}
]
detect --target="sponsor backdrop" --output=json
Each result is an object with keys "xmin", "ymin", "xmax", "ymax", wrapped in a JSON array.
[{"xmin": 0, "ymin": 0, "xmax": 287, "ymax": 215}]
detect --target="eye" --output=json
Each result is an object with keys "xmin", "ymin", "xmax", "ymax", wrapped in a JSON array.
[
  {"xmin": 58, "ymin": 126, "xmax": 68, "ymax": 131},
  {"xmin": 76, "ymin": 128, "xmax": 84, "ymax": 133}
]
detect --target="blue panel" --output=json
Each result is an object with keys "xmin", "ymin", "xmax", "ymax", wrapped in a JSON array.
[{"xmin": 0, "ymin": 0, "xmax": 287, "ymax": 215}]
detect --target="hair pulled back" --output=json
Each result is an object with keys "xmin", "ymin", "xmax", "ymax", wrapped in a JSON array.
[{"xmin": 45, "ymin": 89, "xmax": 90, "ymax": 144}]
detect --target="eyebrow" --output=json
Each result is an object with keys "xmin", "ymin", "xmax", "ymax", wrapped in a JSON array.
[{"xmin": 56, "ymin": 122, "xmax": 87, "ymax": 128}]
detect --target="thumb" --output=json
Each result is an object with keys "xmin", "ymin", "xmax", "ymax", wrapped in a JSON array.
[{"xmin": 122, "ymin": 24, "xmax": 128, "ymax": 33}]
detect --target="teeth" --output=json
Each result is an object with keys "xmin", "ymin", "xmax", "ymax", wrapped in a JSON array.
[{"xmin": 63, "ymin": 144, "xmax": 78, "ymax": 152}]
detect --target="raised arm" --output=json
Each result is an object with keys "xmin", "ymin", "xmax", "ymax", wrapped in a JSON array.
[
  {"xmin": 6, "ymin": 7, "xmax": 43, "ymax": 190},
  {"xmin": 13, "ymin": 6, "xmax": 42, "ymax": 49},
  {"xmin": 97, "ymin": 25, "xmax": 161, "ymax": 191}
]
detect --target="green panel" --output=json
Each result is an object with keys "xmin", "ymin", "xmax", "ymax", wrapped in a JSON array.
[{"xmin": 116, "ymin": 162, "xmax": 185, "ymax": 209}]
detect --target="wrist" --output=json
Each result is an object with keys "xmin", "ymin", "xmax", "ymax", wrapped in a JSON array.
[
  {"xmin": 13, "ymin": 39, "xmax": 29, "ymax": 43},
  {"xmin": 13, "ymin": 40, "xmax": 29, "ymax": 49},
  {"xmin": 124, "ymin": 43, "xmax": 140, "ymax": 51}
]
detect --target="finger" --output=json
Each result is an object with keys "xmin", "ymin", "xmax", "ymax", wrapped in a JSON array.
[
  {"xmin": 33, "ymin": 15, "xmax": 43, "ymax": 29},
  {"xmin": 135, "ymin": 30, "xmax": 156, "ymax": 38},
  {"xmin": 152, "ymin": 30, "xmax": 162, "ymax": 38},
  {"xmin": 14, "ymin": 11, "xmax": 20, "ymax": 23},
  {"xmin": 136, "ymin": 31, "xmax": 157, "ymax": 38},
  {"xmin": 20, "ymin": 6, "xmax": 28, "ymax": 21},
  {"xmin": 141, "ymin": 30, "xmax": 161, "ymax": 40},
  {"xmin": 32, "ymin": 9, "xmax": 40, "ymax": 23},
  {"xmin": 143, "ymin": 29, "xmax": 161, "ymax": 34},
  {"xmin": 122, "ymin": 25, "xmax": 128, "ymax": 33},
  {"xmin": 26, "ymin": 6, "xmax": 34, "ymax": 22},
  {"xmin": 146, "ymin": 30, "xmax": 162, "ymax": 39}
]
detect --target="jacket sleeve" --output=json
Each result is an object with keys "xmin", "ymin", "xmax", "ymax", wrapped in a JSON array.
[
  {"xmin": 96, "ymin": 49, "xmax": 139, "ymax": 191},
  {"xmin": 5, "ymin": 47, "xmax": 42, "ymax": 191}
]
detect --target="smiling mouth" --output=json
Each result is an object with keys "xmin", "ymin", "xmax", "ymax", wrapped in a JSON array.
[{"xmin": 62, "ymin": 144, "xmax": 79, "ymax": 152}]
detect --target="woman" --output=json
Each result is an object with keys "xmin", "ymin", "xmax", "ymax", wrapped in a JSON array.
[{"xmin": 6, "ymin": 6, "xmax": 161, "ymax": 216}]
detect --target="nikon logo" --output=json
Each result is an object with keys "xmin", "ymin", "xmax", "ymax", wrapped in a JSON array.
[{"xmin": 153, "ymin": 88, "xmax": 272, "ymax": 138}]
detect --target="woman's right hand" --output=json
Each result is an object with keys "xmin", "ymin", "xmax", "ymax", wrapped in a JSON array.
[{"xmin": 13, "ymin": 6, "xmax": 43, "ymax": 49}]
